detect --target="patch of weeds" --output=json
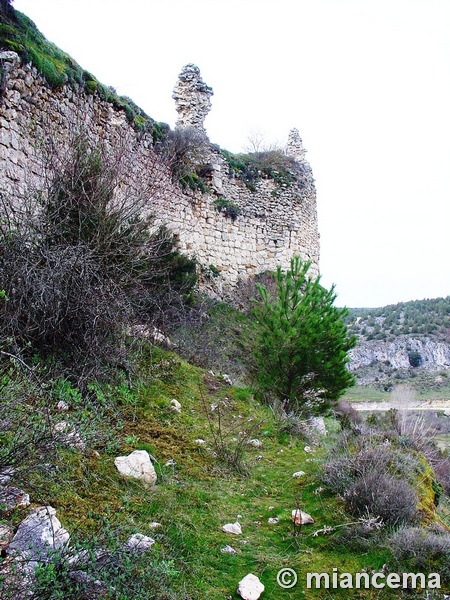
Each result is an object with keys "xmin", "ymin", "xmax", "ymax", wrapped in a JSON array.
[
  {"xmin": 213, "ymin": 197, "xmax": 241, "ymax": 221},
  {"xmin": 180, "ymin": 171, "xmax": 207, "ymax": 192}
]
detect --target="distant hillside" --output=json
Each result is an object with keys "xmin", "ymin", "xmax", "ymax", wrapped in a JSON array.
[
  {"xmin": 346, "ymin": 297, "xmax": 450, "ymax": 343},
  {"xmin": 345, "ymin": 297, "xmax": 450, "ymax": 389}
]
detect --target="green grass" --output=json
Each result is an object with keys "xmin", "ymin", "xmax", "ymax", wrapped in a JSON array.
[
  {"xmin": 3, "ymin": 344, "xmax": 447, "ymax": 599},
  {"xmin": 341, "ymin": 386, "xmax": 390, "ymax": 403}
]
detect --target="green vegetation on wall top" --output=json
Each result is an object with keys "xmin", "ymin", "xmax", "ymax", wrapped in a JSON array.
[
  {"xmin": 221, "ymin": 147, "xmax": 307, "ymax": 192},
  {"xmin": 0, "ymin": 6, "xmax": 167, "ymax": 139}
]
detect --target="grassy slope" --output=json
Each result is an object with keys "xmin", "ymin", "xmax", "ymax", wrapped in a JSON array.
[{"xmin": 6, "ymin": 345, "xmax": 446, "ymax": 600}]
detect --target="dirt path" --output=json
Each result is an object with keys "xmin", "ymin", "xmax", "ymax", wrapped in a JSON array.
[{"xmin": 350, "ymin": 399, "xmax": 450, "ymax": 412}]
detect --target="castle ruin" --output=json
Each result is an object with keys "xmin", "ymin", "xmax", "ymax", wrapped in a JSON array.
[{"xmin": 0, "ymin": 54, "xmax": 320, "ymax": 295}]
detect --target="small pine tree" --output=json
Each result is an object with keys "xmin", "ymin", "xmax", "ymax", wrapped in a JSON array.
[{"xmin": 252, "ymin": 256, "xmax": 356, "ymax": 416}]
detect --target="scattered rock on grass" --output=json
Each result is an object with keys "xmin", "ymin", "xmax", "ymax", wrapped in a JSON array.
[
  {"xmin": 53, "ymin": 421, "xmax": 85, "ymax": 450},
  {"xmin": 114, "ymin": 450, "xmax": 157, "ymax": 485},
  {"xmin": 291, "ymin": 509, "xmax": 314, "ymax": 526},
  {"xmin": 222, "ymin": 374, "xmax": 233, "ymax": 385},
  {"xmin": 170, "ymin": 399, "xmax": 181, "ymax": 413},
  {"xmin": 237, "ymin": 573, "xmax": 265, "ymax": 600},
  {"xmin": 126, "ymin": 533, "xmax": 155, "ymax": 554},
  {"xmin": 222, "ymin": 522, "xmax": 242, "ymax": 535},
  {"xmin": 292, "ymin": 471, "xmax": 306, "ymax": 478},
  {"xmin": 0, "ymin": 524, "xmax": 13, "ymax": 552},
  {"xmin": 7, "ymin": 506, "xmax": 70, "ymax": 561},
  {"xmin": 248, "ymin": 439, "xmax": 263, "ymax": 448},
  {"xmin": 221, "ymin": 545, "xmax": 237, "ymax": 554}
]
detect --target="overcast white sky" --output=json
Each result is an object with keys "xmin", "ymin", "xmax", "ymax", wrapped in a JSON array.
[{"xmin": 12, "ymin": 0, "xmax": 450, "ymax": 307}]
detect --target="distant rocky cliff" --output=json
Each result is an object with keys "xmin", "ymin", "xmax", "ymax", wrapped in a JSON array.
[
  {"xmin": 346, "ymin": 299, "xmax": 450, "ymax": 386},
  {"xmin": 349, "ymin": 337, "xmax": 450, "ymax": 377}
]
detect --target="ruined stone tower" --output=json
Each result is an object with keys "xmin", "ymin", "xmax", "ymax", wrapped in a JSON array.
[{"xmin": 172, "ymin": 64, "xmax": 213, "ymax": 131}]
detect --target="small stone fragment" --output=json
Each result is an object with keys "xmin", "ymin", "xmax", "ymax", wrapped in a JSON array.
[
  {"xmin": 248, "ymin": 439, "xmax": 263, "ymax": 448},
  {"xmin": 222, "ymin": 374, "xmax": 233, "ymax": 385},
  {"xmin": 170, "ymin": 399, "xmax": 181, "ymax": 413},
  {"xmin": 222, "ymin": 522, "xmax": 242, "ymax": 535},
  {"xmin": 126, "ymin": 533, "xmax": 155, "ymax": 554},
  {"xmin": 0, "ymin": 524, "xmax": 13, "ymax": 552},
  {"xmin": 291, "ymin": 509, "xmax": 314, "ymax": 526},
  {"xmin": 0, "ymin": 486, "xmax": 30, "ymax": 512},
  {"xmin": 221, "ymin": 545, "xmax": 237, "ymax": 554},
  {"xmin": 268, "ymin": 518, "xmax": 279, "ymax": 525},
  {"xmin": 292, "ymin": 471, "xmax": 306, "ymax": 478},
  {"xmin": 0, "ymin": 467, "xmax": 14, "ymax": 486}
]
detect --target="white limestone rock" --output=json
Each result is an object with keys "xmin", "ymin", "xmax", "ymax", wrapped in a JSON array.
[
  {"xmin": 237, "ymin": 573, "xmax": 265, "ymax": 600},
  {"xmin": 291, "ymin": 509, "xmax": 314, "ymax": 526},
  {"xmin": 170, "ymin": 399, "xmax": 181, "ymax": 413},
  {"xmin": 114, "ymin": 450, "xmax": 157, "ymax": 485},
  {"xmin": 307, "ymin": 416, "xmax": 327, "ymax": 436},
  {"xmin": 248, "ymin": 439, "xmax": 263, "ymax": 448},
  {"xmin": 126, "ymin": 533, "xmax": 155, "ymax": 554},
  {"xmin": 292, "ymin": 471, "xmax": 306, "ymax": 478},
  {"xmin": 222, "ymin": 522, "xmax": 242, "ymax": 535},
  {"xmin": 53, "ymin": 421, "xmax": 85, "ymax": 450},
  {"xmin": 7, "ymin": 506, "xmax": 70, "ymax": 561},
  {"xmin": 57, "ymin": 400, "xmax": 69, "ymax": 411}
]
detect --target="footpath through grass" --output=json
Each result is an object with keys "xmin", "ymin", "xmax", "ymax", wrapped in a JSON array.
[{"xmin": 3, "ymin": 344, "xmax": 449, "ymax": 599}]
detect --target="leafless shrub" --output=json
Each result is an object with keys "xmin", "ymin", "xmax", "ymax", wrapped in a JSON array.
[
  {"xmin": 334, "ymin": 400, "xmax": 362, "ymax": 430},
  {"xmin": 389, "ymin": 526, "xmax": 450, "ymax": 577},
  {"xmin": 158, "ymin": 126, "xmax": 211, "ymax": 183},
  {"xmin": 243, "ymin": 130, "xmax": 281, "ymax": 153},
  {"xmin": 390, "ymin": 383, "xmax": 417, "ymax": 406},
  {"xmin": 199, "ymin": 387, "xmax": 262, "ymax": 475},
  {"xmin": 332, "ymin": 518, "xmax": 386, "ymax": 551},
  {"xmin": 322, "ymin": 432, "xmax": 421, "ymax": 496},
  {"xmin": 0, "ymin": 128, "xmax": 196, "ymax": 380},
  {"xmin": 344, "ymin": 472, "xmax": 418, "ymax": 526},
  {"xmin": 0, "ymin": 364, "xmax": 55, "ymax": 484}
]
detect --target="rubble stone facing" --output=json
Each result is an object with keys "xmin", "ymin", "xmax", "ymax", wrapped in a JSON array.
[{"xmin": 0, "ymin": 55, "xmax": 320, "ymax": 295}]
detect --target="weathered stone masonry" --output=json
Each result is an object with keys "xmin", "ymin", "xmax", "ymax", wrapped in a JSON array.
[{"xmin": 0, "ymin": 54, "xmax": 320, "ymax": 295}]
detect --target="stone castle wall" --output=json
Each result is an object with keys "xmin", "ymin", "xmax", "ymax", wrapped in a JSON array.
[{"xmin": 0, "ymin": 54, "xmax": 320, "ymax": 295}]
